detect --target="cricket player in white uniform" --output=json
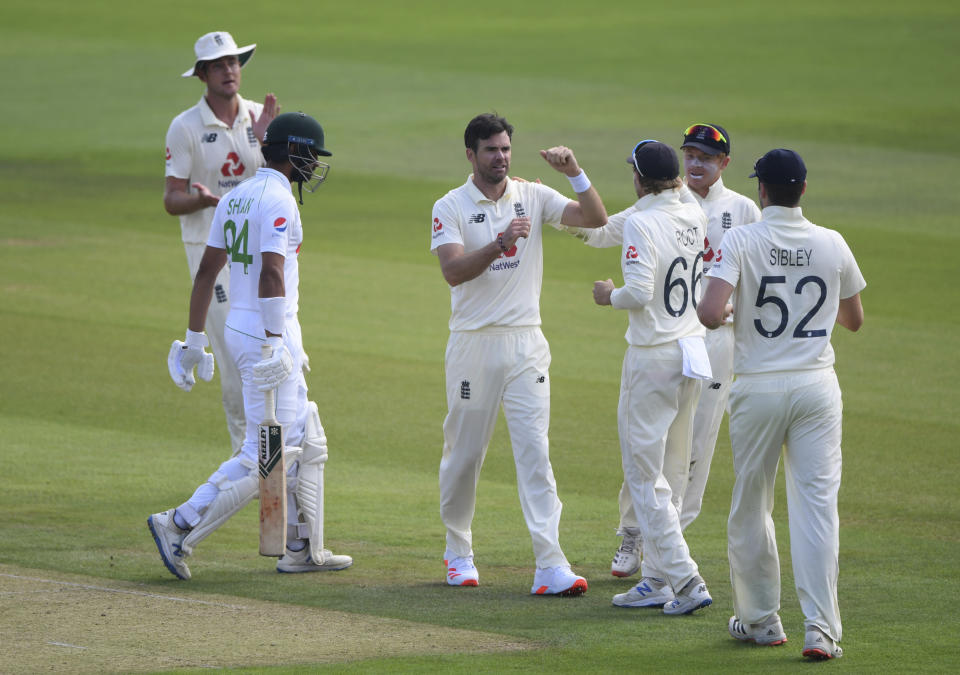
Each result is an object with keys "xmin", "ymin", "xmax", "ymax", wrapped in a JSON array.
[
  {"xmin": 698, "ymin": 149, "xmax": 865, "ymax": 658},
  {"xmin": 164, "ymin": 31, "xmax": 278, "ymax": 453},
  {"xmin": 592, "ymin": 141, "xmax": 714, "ymax": 615},
  {"xmin": 431, "ymin": 113, "xmax": 608, "ymax": 595},
  {"xmin": 569, "ymin": 124, "xmax": 761, "ymax": 579},
  {"xmin": 150, "ymin": 112, "xmax": 352, "ymax": 579}
]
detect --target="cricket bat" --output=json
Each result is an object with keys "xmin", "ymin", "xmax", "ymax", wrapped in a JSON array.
[{"xmin": 258, "ymin": 343, "xmax": 287, "ymax": 556}]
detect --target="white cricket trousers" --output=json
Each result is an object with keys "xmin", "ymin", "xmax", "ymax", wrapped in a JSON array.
[
  {"xmin": 185, "ymin": 242, "xmax": 246, "ymax": 452},
  {"xmin": 179, "ymin": 312, "xmax": 308, "ymax": 522},
  {"xmin": 615, "ymin": 326, "xmax": 732, "ymax": 535},
  {"xmin": 683, "ymin": 323, "xmax": 735, "ymax": 528},
  {"xmin": 727, "ymin": 367, "xmax": 843, "ymax": 641},
  {"xmin": 618, "ymin": 342, "xmax": 702, "ymax": 589},
  {"xmin": 439, "ymin": 327, "xmax": 569, "ymax": 569}
]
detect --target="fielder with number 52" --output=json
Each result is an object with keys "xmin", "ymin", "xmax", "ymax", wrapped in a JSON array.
[
  {"xmin": 149, "ymin": 112, "xmax": 351, "ymax": 579},
  {"xmin": 698, "ymin": 149, "xmax": 865, "ymax": 659}
]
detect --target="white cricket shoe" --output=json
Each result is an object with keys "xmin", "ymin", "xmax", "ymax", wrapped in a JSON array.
[
  {"xmin": 802, "ymin": 626, "xmax": 843, "ymax": 660},
  {"xmin": 444, "ymin": 555, "xmax": 479, "ymax": 586},
  {"xmin": 531, "ymin": 565, "xmax": 588, "ymax": 596},
  {"xmin": 662, "ymin": 575, "xmax": 712, "ymax": 615},
  {"xmin": 147, "ymin": 510, "xmax": 190, "ymax": 580},
  {"xmin": 729, "ymin": 614, "xmax": 788, "ymax": 646},
  {"xmin": 277, "ymin": 546, "xmax": 353, "ymax": 573},
  {"xmin": 611, "ymin": 529, "xmax": 642, "ymax": 578},
  {"xmin": 612, "ymin": 576, "xmax": 675, "ymax": 608}
]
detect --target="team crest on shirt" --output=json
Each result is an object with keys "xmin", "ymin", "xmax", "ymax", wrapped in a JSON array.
[
  {"xmin": 513, "ymin": 203, "xmax": 526, "ymax": 218},
  {"xmin": 246, "ymin": 126, "xmax": 258, "ymax": 145},
  {"xmin": 273, "ymin": 217, "xmax": 287, "ymax": 232},
  {"xmin": 722, "ymin": 212, "xmax": 732, "ymax": 229}
]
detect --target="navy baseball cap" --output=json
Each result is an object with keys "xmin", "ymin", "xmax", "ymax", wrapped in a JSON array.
[
  {"xmin": 749, "ymin": 149, "xmax": 807, "ymax": 184},
  {"xmin": 681, "ymin": 123, "xmax": 730, "ymax": 156},
  {"xmin": 628, "ymin": 140, "xmax": 679, "ymax": 180}
]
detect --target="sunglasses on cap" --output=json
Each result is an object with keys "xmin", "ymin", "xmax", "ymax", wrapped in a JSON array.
[
  {"xmin": 683, "ymin": 124, "xmax": 728, "ymax": 144},
  {"xmin": 630, "ymin": 139, "xmax": 658, "ymax": 175}
]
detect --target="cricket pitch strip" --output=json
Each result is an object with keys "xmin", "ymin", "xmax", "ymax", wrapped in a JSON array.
[{"xmin": 0, "ymin": 564, "xmax": 532, "ymax": 672}]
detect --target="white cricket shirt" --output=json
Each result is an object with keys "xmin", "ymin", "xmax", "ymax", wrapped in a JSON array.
[
  {"xmin": 165, "ymin": 96, "xmax": 265, "ymax": 244},
  {"xmin": 688, "ymin": 176, "xmax": 762, "ymax": 275},
  {"xmin": 709, "ymin": 206, "xmax": 866, "ymax": 374},
  {"xmin": 612, "ymin": 190, "xmax": 708, "ymax": 347},
  {"xmin": 431, "ymin": 176, "xmax": 571, "ymax": 331},
  {"xmin": 207, "ymin": 168, "xmax": 303, "ymax": 329}
]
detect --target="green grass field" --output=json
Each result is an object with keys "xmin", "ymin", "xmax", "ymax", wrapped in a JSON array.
[{"xmin": 1, "ymin": 0, "xmax": 958, "ymax": 672}]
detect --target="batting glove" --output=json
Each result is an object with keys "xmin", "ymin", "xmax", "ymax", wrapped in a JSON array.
[
  {"xmin": 253, "ymin": 336, "xmax": 294, "ymax": 391},
  {"xmin": 168, "ymin": 329, "xmax": 215, "ymax": 392}
]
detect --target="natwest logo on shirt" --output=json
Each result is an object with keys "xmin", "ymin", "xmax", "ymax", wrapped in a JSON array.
[
  {"xmin": 703, "ymin": 235, "xmax": 715, "ymax": 262},
  {"xmin": 626, "ymin": 245, "xmax": 639, "ymax": 260},
  {"xmin": 433, "ymin": 217, "xmax": 443, "ymax": 233},
  {"xmin": 165, "ymin": 146, "xmax": 172, "ymax": 161},
  {"xmin": 221, "ymin": 152, "xmax": 245, "ymax": 177},
  {"xmin": 497, "ymin": 231, "xmax": 518, "ymax": 258}
]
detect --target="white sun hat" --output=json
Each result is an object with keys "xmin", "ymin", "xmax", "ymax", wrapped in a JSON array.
[{"xmin": 182, "ymin": 31, "xmax": 256, "ymax": 78}]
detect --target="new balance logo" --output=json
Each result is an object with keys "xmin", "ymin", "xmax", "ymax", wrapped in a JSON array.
[
  {"xmin": 460, "ymin": 381, "xmax": 471, "ymax": 400},
  {"xmin": 513, "ymin": 203, "xmax": 526, "ymax": 218},
  {"xmin": 202, "ymin": 132, "xmax": 218, "ymax": 143},
  {"xmin": 709, "ymin": 382, "xmax": 722, "ymax": 390},
  {"xmin": 468, "ymin": 213, "xmax": 485, "ymax": 223},
  {"xmin": 634, "ymin": 580, "xmax": 653, "ymax": 595},
  {"xmin": 536, "ymin": 376, "xmax": 545, "ymax": 384}
]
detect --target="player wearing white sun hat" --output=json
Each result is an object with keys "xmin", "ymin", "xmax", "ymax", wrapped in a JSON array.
[{"xmin": 164, "ymin": 31, "xmax": 279, "ymax": 454}]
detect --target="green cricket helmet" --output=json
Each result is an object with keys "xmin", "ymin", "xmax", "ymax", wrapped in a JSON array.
[{"xmin": 262, "ymin": 112, "xmax": 332, "ymax": 201}]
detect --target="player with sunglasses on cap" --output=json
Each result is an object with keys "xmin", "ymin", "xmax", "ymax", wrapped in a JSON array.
[
  {"xmin": 163, "ymin": 31, "xmax": 279, "ymax": 455},
  {"xmin": 566, "ymin": 124, "xmax": 761, "ymax": 581},
  {"xmin": 592, "ymin": 141, "xmax": 714, "ymax": 615}
]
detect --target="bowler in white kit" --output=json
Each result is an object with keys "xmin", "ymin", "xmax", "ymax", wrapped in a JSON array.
[
  {"xmin": 431, "ymin": 113, "xmax": 608, "ymax": 595},
  {"xmin": 698, "ymin": 148, "xmax": 865, "ymax": 659}
]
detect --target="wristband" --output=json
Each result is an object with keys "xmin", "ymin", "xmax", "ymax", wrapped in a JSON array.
[
  {"xmin": 567, "ymin": 170, "xmax": 591, "ymax": 193},
  {"xmin": 184, "ymin": 329, "xmax": 208, "ymax": 348},
  {"xmin": 259, "ymin": 296, "xmax": 286, "ymax": 336},
  {"xmin": 497, "ymin": 233, "xmax": 509, "ymax": 252}
]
